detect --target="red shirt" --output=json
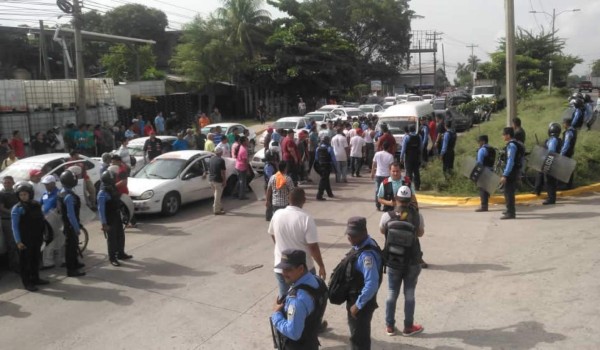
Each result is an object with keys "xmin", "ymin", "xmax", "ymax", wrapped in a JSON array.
[
  {"xmin": 377, "ymin": 133, "xmax": 396, "ymax": 152},
  {"xmin": 281, "ymin": 137, "xmax": 299, "ymax": 163},
  {"xmin": 9, "ymin": 138, "xmax": 25, "ymax": 158},
  {"xmin": 116, "ymin": 163, "xmax": 129, "ymax": 195},
  {"xmin": 428, "ymin": 120, "xmax": 437, "ymax": 141}
]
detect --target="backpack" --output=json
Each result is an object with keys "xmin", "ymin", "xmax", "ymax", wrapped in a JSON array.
[
  {"xmin": 482, "ymin": 145, "xmax": 496, "ymax": 168},
  {"xmin": 317, "ymin": 145, "xmax": 331, "ymax": 164},
  {"xmin": 382, "ymin": 209, "xmax": 420, "ymax": 271},
  {"xmin": 405, "ymin": 134, "xmax": 421, "ymax": 153},
  {"xmin": 328, "ymin": 244, "xmax": 382, "ymax": 305},
  {"xmin": 291, "ymin": 277, "xmax": 328, "ymax": 329}
]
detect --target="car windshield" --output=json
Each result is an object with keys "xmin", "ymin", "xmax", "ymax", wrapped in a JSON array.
[
  {"xmin": 407, "ymin": 96, "xmax": 421, "ymax": 101},
  {"xmin": 473, "ymin": 86, "xmax": 496, "ymax": 95},
  {"xmin": 0, "ymin": 162, "xmax": 44, "ymax": 181},
  {"xmin": 359, "ymin": 106, "xmax": 374, "ymax": 113},
  {"xmin": 433, "ymin": 100, "xmax": 446, "ymax": 110},
  {"xmin": 306, "ymin": 114, "xmax": 325, "ymax": 121},
  {"xmin": 379, "ymin": 119, "xmax": 416, "ymax": 134},
  {"xmin": 134, "ymin": 158, "xmax": 187, "ymax": 180},
  {"xmin": 127, "ymin": 146, "xmax": 144, "ymax": 157},
  {"xmin": 346, "ymin": 110, "xmax": 362, "ymax": 116},
  {"xmin": 272, "ymin": 121, "xmax": 298, "ymax": 129},
  {"xmin": 317, "ymin": 107, "xmax": 335, "ymax": 112}
]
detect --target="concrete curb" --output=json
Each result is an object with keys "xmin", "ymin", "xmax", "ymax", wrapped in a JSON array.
[{"xmin": 417, "ymin": 182, "xmax": 600, "ymax": 207}]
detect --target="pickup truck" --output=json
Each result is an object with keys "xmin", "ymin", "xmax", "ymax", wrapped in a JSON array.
[{"xmin": 578, "ymin": 81, "xmax": 593, "ymax": 93}]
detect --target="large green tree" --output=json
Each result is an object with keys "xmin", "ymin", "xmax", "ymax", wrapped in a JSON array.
[
  {"xmin": 592, "ymin": 59, "xmax": 600, "ymax": 77},
  {"xmin": 101, "ymin": 44, "xmax": 161, "ymax": 82},
  {"xmin": 102, "ymin": 4, "xmax": 168, "ymax": 41},
  {"xmin": 216, "ymin": 0, "xmax": 272, "ymax": 59}
]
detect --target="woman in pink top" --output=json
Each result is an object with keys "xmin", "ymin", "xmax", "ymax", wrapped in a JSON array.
[{"xmin": 235, "ymin": 136, "xmax": 250, "ymax": 200}]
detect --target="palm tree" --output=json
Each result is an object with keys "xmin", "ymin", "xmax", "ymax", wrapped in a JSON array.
[
  {"xmin": 467, "ymin": 55, "xmax": 481, "ymax": 72},
  {"xmin": 217, "ymin": 0, "xmax": 271, "ymax": 59}
]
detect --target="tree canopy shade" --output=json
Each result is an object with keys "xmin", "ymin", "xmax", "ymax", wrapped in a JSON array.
[
  {"xmin": 101, "ymin": 44, "xmax": 160, "ymax": 82},
  {"xmin": 102, "ymin": 4, "xmax": 168, "ymax": 41},
  {"xmin": 592, "ymin": 60, "xmax": 600, "ymax": 77},
  {"xmin": 216, "ymin": 0, "xmax": 272, "ymax": 58}
]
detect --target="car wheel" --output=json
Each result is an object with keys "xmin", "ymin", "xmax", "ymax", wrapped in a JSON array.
[
  {"xmin": 161, "ymin": 192, "xmax": 180, "ymax": 216},
  {"xmin": 223, "ymin": 174, "xmax": 238, "ymax": 196}
]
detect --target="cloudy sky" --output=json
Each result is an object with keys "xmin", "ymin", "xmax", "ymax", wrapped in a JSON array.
[{"xmin": 2, "ymin": 0, "xmax": 598, "ymax": 80}]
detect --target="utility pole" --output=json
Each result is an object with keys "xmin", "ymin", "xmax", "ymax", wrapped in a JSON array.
[
  {"xmin": 73, "ymin": 0, "xmax": 86, "ymax": 125},
  {"xmin": 505, "ymin": 0, "xmax": 517, "ymax": 126},
  {"xmin": 429, "ymin": 31, "xmax": 442, "ymax": 92},
  {"xmin": 466, "ymin": 43, "xmax": 478, "ymax": 72},
  {"xmin": 442, "ymin": 43, "xmax": 446, "ymax": 90},
  {"xmin": 39, "ymin": 20, "xmax": 51, "ymax": 80},
  {"xmin": 418, "ymin": 40, "xmax": 422, "ymax": 92}
]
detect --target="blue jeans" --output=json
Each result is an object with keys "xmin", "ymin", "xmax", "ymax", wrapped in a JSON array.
[
  {"xmin": 336, "ymin": 161, "xmax": 348, "ymax": 182},
  {"xmin": 275, "ymin": 267, "xmax": 316, "ymax": 299},
  {"xmin": 385, "ymin": 265, "xmax": 421, "ymax": 329},
  {"xmin": 237, "ymin": 169, "xmax": 247, "ymax": 199},
  {"xmin": 375, "ymin": 176, "xmax": 386, "ymax": 209}
]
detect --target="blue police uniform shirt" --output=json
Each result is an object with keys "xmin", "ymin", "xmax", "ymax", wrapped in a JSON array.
[
  {"xmin": 441, "ymin": 131, "xmax": 451, "ymax": 155},
  {"xmin": 571, "ymin": 108, "xmax": 583, "ymax": 127},
  {"xmin": 271, "ymin": 272, "xmax": 318, "ymax": 341},
  {"xmin": 547, "ymin": 136, "xmax": 559, "ymax": 153},
  {"xmin": 353, "ymin": 235, "xmax": 382, "ymax": 310},
  {"xmin": 477, "ymin": 145, "xmax": 489, "ymax": 168},
  {"xmin": 314, "ymin": 144, "xmax": 337, "ymax": 163},
  {"xmin": 61, "ymin": 188, "xmax": 81, "ymax": 233},
  {"xmin": 584, "ymin": 103, "xmax": 593, "ymax": 123},
  {"xmin": 97, "ymin": 189, "xmax": 112, "ymax": 225},
  {"xmin": 11, "ymin": 204, "xmax": 26, "ymax": 244},
  {"xmin": 561, "ymin": 128, "xmax": 575, "ymax": 156},
  {"xmin": 421, "ymin": 124, "xmax": 429, "ymax": 148},
  {"xmin": 40, "ymin": 187, "xmax": 59, "ymax": 215},
  {"xmin": 503, "ymin": 141, "xmax": 518, "ymax": 177},
  {"xmin": 400, "ymin": 132, "xmax": 421, "ymax": 160}
]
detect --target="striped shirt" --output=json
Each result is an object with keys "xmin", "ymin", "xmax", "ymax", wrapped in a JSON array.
[{"xmin": 267, "ymin": 174, "xmax": 295, "ymax": 207}]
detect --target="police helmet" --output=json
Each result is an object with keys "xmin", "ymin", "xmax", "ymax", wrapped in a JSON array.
[
  {"xmin": 396, "ymin": 185, "xmax": 412, "ymax": 202},
  {"xmin": 101, "ymin": 170, "xmax": 116, "ymax": 186},
  {"xmin": 380, "ymin": 123, "xmax": 389, "ymax": 132},
  {"xmin": 573, "ymin": 97, "xmax": 584, "ymax": 109},
  {"xmin": 13, "ymin": 181, "xmax": 34, "ymax": 200},
  {"xmin": 548, "ymin": 122, "xmax": 561, "ymax": 137},
  {"xmin": 583, "ymin": 94, "xmax": 592, "ymax": 103},
  {"xmin": 59, "ymin": 170, "xmax": 78, "ymax": 188},
  {"xmin": 67, "ymin": 165, "xmax": 82, "ymax": 177}
]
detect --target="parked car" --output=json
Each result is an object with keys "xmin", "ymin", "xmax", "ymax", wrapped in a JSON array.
[
  {"xmin": 331, "ymin": 107, "xmax": 366, "ymax": 121},
  {"xmin": 383, "ymin": 101, "xmax": 396, "ymax": 109},
  {"xmin": 422, "ymin": 94, "xmax": 435, "ymax": 102},
  {"xmin": 578, "ymin": 81, "xmax": 593, "ymax": 93},
  {"xmin": 0, "ymin": 153, "xmax": 102, "ymax": 228},
  {"xmin": 445, "ymin": 91, "xmax": 474, "ymax": 131},
  {"xmin": 304, "ymin": 111, "xmax": 335, "ymax": 127},
  {"xmin": 359, "ymin": 104, "xmax": 385, "ymax": 117},
  {"xmin": 316, "ymin": 104, "xmax": 344, "ymax": 113},
  {"xmin": 201, "ymin": 123, "xmax": 257, "ymax": 152},
  {"xmin": 258, "ymin": 116, "xmax": 309, "ymax": 146},
  {"xmin": 125, "ymin": 135, "xmax": 178, "ymax": 175},
  {"xmin": 128, "ymin": 150, "xmax": 236, "ymax": 216},
  {"xmin": 407, "ymin": 95, "xmax": 423, "ymax": 102},
  {"xmin": 376, "ymin": 102, "xmax": 433, "ymax": 155}
]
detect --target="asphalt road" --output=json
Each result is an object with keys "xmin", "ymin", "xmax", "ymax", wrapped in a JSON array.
[{"xmin": 1, "ymin": 173, "xmax": 599, "ymax": 350}]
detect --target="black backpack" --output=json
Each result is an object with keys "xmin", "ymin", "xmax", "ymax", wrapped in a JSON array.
[
  {"xmin": 382, "ymin": 210, "xmax": 420, "ymax": 271},
  {"xmin": 328, "ymin": 244, "xmax": 382, "ymax": 305},
  {"xmin": 292, "ymin": 277, "xmax": 328, "ymax": 327},
  {"xmin": 482, "ymin": 145, "xmax": 496, "ymax": 168},
  {"xmin": 405, "ymin": 134, "xmax": 421, "ymax": 153},
  {"xmin": 317, "ymin": 145, "xmax": 331, "ymax": 164}
]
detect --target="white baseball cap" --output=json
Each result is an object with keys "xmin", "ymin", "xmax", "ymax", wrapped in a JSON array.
[
  {"xmin": 397, "ymin": 186, "xmax": 412, "ymax": 201},
  {"xmin": 41, "ymin": 175, "xmax": 57, "ymax": 184}
]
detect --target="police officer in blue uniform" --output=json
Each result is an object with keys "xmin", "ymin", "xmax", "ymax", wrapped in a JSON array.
[
  {"xmin": 97, "ymin": 170, "xmax": 132, "ymax": 267},
  {"xmin": 345, "ymin": 216, "xmax": 382, "ymax": 350},
  {"xmin": 570, "ymin": 96, "xmax": 585, "ymax": 129},
  {"xmin": 58, "ymin": 169, "xmax": 86, "ymax": 277},
  {"xmin": 400, "ymin": 125, "xmax": 422, "ymax": 190},
  {"xmin": 475, "ymin": 135, "xmax": 495, "ymax": 212},
  {"xmin": 271, "ymin": 250, "xmax": 326, "ymax": 350},
  {"xmin": 11, "ymin": 182, "xmax": 49, "ymax": 291},
  {"xmin": 40, "ymin": 175, "xmax": 63, "ymax": 269},
  {"xmin": 500, "ymin": 127, "xmax": 523, "ymax": 220},
  {"xmin": 540, "ymin": 123, "xmax": 561, "ymax": 205},
  {"xmin": 561, "ymin": 118, "xmax": 577, "ymax": 189},
  {"xmin": 439, "ymin": 121, "xmax": 457, "ymax": 174},
  {"xmin": 419, "ymin": 116, "xmax": 429, "ymax": 164},
  {"xmin": 315, "ymin": 136, "xmax": 336, "ymax": 201}
]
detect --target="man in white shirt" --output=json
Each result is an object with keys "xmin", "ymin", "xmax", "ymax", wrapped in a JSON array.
[
  {"xmin": 331, "ymin": 127, "xmax": 349, "ymax": 183},
  {"xmin": 371, "ymin": 141, "xmax": 395, "ymax": 211},
  {"xmin": 117, "ymin": 138, "xmax": 132, "ymax": 169},
  {"xmin": 268, "ymin": 188, "xmax": 326, "ymax": 299},
  {"xmin": 349, "ymin": 130, "xmax": 366, "ymax": 177}
]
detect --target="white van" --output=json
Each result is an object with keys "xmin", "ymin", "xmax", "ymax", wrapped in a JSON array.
[{"xmin": 376, "ymin": 101, "xmax": 433, "ymax": 152}]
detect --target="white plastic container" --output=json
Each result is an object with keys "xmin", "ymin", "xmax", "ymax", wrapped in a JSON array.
[
  {"xmin": 24, "ymin": 80, "xmax": 52, "ymax": 110},
  {"xmin": 48, "ymin": 80, "xmax": 76, "ymax": 109},
  {"xmin": 0, "ymin": 80, "xmax": 27, "ymax": 112}
]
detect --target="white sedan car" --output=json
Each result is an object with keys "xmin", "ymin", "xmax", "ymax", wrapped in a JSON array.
[
  {"xmin": 201, "ymin": 123, "xmax": 257, "ymax": 152},
  {"xmin": 125, "ymin": 135, "xmax": 178, "ymax": 174},
  {"xmin": 128, "ymin": 150, "xmax": 236, "ymax": 216},
  {"xmin": 331, "ymin": 107, "xmax": 366, "ymax": 121},
  {"xmin": 258, "ymin": 116, "xmax": 309, "ymax": 146}
]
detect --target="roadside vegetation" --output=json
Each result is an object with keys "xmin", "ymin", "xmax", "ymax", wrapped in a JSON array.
[{"xmin": 420, "ymin": 91, "xmax": 600, "ymax": 196}]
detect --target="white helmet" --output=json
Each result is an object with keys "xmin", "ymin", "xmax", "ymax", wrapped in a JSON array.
[{"xmin": 396, "ymin": 185, "xmax": 412, "ymax": 201}]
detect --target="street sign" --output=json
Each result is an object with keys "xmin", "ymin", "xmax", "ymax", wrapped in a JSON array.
[{"xmin": 371, "ymin": 80, "xmax": 382, "ymax": 91}]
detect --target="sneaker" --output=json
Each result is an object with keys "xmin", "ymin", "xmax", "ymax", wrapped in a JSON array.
[
  {"xmin": 117, "ymin": 253, "xmax": 133, "ymax": 260},
  {"xmin": 500, "ymin": 214, "xmax": 515, "ymax": 220},
  {"xmin": 316, "ymin": 197, "xmax": 326, "ymax": 201},
  {"xmin": 214, "ymin": 210, "xmax": 226, "ymax": 215},
  {"xmin": 110, "ymin": 259, "xmax": 121, "ymax": 267},
  {"xmin": 386, "ymin": 325, "xmax": 396, "ymax": 336},
  {"xmin": 475, "ymin": 207, "xmax": 488, "ymax": 212},
  {"xmin": 402, "ymin": 324, "xmax": 424, "ymax": 337},
  {"xmin": 25, "ymin": 285, "xmax": 39, "ymax": 292}
]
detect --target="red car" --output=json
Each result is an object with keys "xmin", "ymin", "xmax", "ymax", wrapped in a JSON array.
[{"xmin": 578, "ymin": 81, "xmax": 593, "ymax": 92}]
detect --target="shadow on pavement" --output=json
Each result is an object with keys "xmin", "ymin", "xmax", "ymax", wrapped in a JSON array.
[
  {"xmin": 0, "ymin": 301, "xmax": 32, "ymax": 318},
  {"xmin": 38, "ymin": 282, "xmax": 134, "ymax": 305},
  {"xmin": 427, "ymin": 263, "xmax": 509, "ymax": 274},
  {"xmin": 514, "ymin": 211, "xmax": 599, "ymax": 220},
  {"xmin": 320, "ymin": 331, "xmax": 462, "ymax": 350},
  {"xmin": 125, "ymin": 223, "xmax": 192, "ymax": 236},
  {"xmin": 420, "ymin": 321, "xmax": 566, "ymax": 349},
  {"xmin": 497, "ymin": 267, "xmax": 556, "ymax": 277}
]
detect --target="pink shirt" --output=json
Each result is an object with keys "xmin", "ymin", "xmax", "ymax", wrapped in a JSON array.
[{"xmin": 235, "ymin": 145, "xmax": 248, "ymax": 171}]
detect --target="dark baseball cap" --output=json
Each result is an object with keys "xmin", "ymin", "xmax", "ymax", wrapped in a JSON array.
[
  {"xmin": 275, "ymin": 249, "xmax": 306, "ymax": 269},
  {"xmin": 345, "ymin": 216, "xmax": 367, "ymax": 237}
]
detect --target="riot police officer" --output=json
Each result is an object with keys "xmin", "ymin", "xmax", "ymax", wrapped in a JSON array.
[
  {"xmin": 58, "ymin": 168, "xmax": 86, "ymax": 277},
  {"xmin": 439, "ymin": 121, "xmax": 457, "ymax": 174},
  {"xmin": 271, "ymin": 250, "xmax": 327, "ymax": 350},
  {"xmin": 538, "ymin": 123, "xmax": 561, "ymax": 205},
  {"xmin": 97, "ymin": 170, "xmax": 132, "ymax": 267},
  {"xmin": 570, "ymin": 96, "xmax": 585, "ymax": 129},
  {"xmin": 500, "ymin": 127, "xmax": 524, "ymax": 220},
  {"xmin": 11, "ymin": 182, "xmax": 49, "ymax": 291},
  {"xmin": 315, "ymin": 136, "xmax": 336, "ymax": 200},
  {"xmin": 475, "ymin": 135, "xmax": 496, "ymax": 212},
  {"xmin": 561, "ymin": 118, "xmax": 577, "ymax": 189}
]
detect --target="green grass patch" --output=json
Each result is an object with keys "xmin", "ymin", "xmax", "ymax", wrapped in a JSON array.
[{"xmin": 420, "ymin": 91, "xmax": 600, "ymax": 195}]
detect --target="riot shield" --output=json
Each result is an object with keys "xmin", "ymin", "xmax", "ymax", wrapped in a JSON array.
[
  {"xmin": 528, "ymin": 145, "xmax": 576, "ymax": 183},
  {"xmin": 460, "ymin": 157, "xmax": 501, "ymax": 195},
  {"xmin": 250, "ymin": 177, "xmax": 266, "ymax": 201}
]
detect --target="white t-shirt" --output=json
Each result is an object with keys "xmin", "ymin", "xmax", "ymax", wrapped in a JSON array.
[
  {"xmin": 268, "ymin": 206, "xmax": 319, "ymax": 273},
  {"xmin": 118, "ymin": 145, "xmax": 131, "ymax": 167},
  {"xmin": 349, "ymin": 135, "xmax": 366, "ymax": 158},
  {"xmin": 373, "ymin": 150, "xmax": 394, "ymax": 177},
  {"xmin": 216, "ymin": 143, "xmax": 231, "ymax": 158},
  {"xmin": 331, "ymin": 134, "xmax": 349, "ymax": 161}
]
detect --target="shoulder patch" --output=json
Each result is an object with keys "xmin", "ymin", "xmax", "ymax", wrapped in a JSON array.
[
  {"xmin": 363, "ymin": 255, "xmax": 373, "ymax": 269},
  {"xmin": 287, "ymin": 304, "xmax": 295, "ymax": 319}
]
